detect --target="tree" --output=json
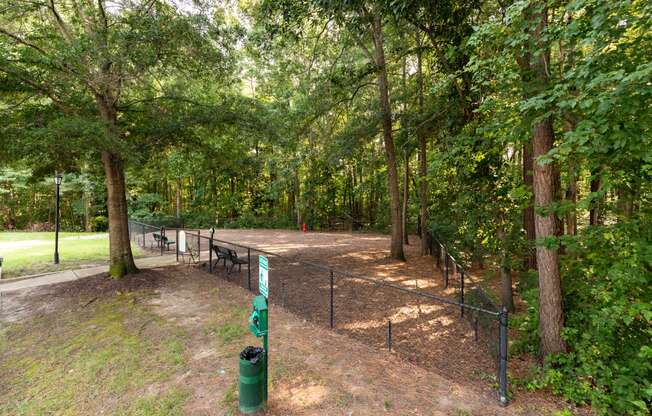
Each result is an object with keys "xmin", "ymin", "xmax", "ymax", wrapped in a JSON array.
[
  {"xmin": 528, "ymin": 2, "xmax": 566, "ymax": 356},
  {"xmin": 0, "ymin": 0, "xmax": 237, "ymax": 276},
  {"xmin": 370, "ymin": 10, "xmax": 405, "ymax": 260},
  {"xmin": 415, "ymin": 32, "xmax": 429, "ymax": 255}
]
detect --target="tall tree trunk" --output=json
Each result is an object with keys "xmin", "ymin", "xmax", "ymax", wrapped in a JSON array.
[
  {"xmin": 565, "ymin": 162, "xmax": 578, "ymax": 236},
  {"xmin": 176, "ymin": 177, "xmax": 181, "ymax": 219},
  {"xmin": 84, "ymin": 192, "xmax": 91, "ymax": 232},
  {"xmin": 531, "ymin": 3, "xmax": 566, "ymax": 356},
  {"xmin": 523, "ymin": 141, "xmax": 537, "ymax": 269},
  {"xmin": 402, "ymin": 151, "xmax": 410, "ymax": 245},
  {"xmin": 96, "ymin": 93, "xmax": 137, "ymax": 278},
  {"xmin": 589, "ymin": 174, "xmax": 602, "ymax": 225},
  {"xmin": 416, "ymin": 33, "xmax": 429, "ymax": 255},
  {"xmin": 101, "ymin": 150, "xmax": 138, "ymax": 278},
  {"xmin": 371, "ymin": 13, "xmax": 405, "ymax": 261},
  {"xmin": 516, "ymin": 24, "xmax": 537, "ymax": 271},
  {"xmin": 616, "ymin": 186, "xmax": 634, "ymax": 218},
  {"xmin": 533, "ymin": 117, "xmax": 566, "ymax": 355}
]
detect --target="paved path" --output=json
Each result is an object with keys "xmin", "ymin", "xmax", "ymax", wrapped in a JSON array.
[{"xmin": 0, "ymin": 255, "xmax": 179, "ymax": 292}]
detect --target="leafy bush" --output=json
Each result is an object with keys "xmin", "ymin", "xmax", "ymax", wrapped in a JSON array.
[
  {"xmin": 220, "ymin": 213, "xmax": 295, "ymax": 229},
  {"xmin": 90, "ymin": 216, "xmax": 108, "ymax": 232},
  {"xmin": 514, "ymin": 221, "xmax": 652, "ymax": 415}
]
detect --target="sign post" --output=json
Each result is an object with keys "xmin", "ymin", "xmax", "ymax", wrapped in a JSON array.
[
  {"xmin": 259, "ymin": 256, "xmax": 268, "ymax": 299},
  {"xmin": 258, "ymin": 255, "xmax": 269, "ymax": 404},
  {"xmin": 241, "ymin": 256, "xmax": 270, "ymax": 413}
]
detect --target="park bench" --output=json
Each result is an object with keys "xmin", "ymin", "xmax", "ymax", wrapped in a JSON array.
[
  {"xmin": 211, "ymin": 244, "xmax": 246, "ymax": 274},
  {"xmin": 225, "ymin": 248, "xmax": 247, "ymax": 274},
  {"xmin": 212, "ymin": 244, "xmax": 230, "ymax": 268},
  {"xmin": 152, "ymin": 232, "xmax": 175, "ymax": 250}
]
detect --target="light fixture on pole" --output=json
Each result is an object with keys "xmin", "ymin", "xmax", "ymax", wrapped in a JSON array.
[{"xmin": 54, "ymin": 174, "xmax": 63, "ymax": 264}]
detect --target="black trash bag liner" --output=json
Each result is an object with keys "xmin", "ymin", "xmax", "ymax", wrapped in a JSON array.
[{"xmin": 240, "ymin": 346, "xmax": 265, "ymax": 364}]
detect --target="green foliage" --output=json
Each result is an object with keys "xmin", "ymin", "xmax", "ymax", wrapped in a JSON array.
[
  {"xmin": 548, "ymin": 221, "xmax": 652, "ymax": 415},
  {"xmin": 91, "ymin": 216, "xmax": 108, "ymax": 232}
]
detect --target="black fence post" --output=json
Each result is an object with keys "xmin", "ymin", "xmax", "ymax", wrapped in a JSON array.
[
  {"xmin": 160, "ymin": 227, "xmax": 165, "ymax": 256},
  {"xmin": 460, "ymin": 270, "xmax": 465, "ymax": 317},
  {"xmin": 444, "ymin": 252, "xmax": 449, "ymax": 288},
  {"xmin": 209, "ymin": 236, "xmax": 213, "ymax": 273},
  {"xmin": 247, "ymin": 248, "xmax": 252, "ymax": 291},
  {"xmin": 387, "ymin": 320, "xmax": 392, "ymax": 351},
  {"xmin": 198, "ymin": 230, "xmax": 201, "ymax": 262},
  {"xmin": 499, "ymin": 307, "xmax": 509, "ymax": 407},
  {"xmin": 175, "ymin": 229, "xmax": 179, "ymax": 262},
  {"xmin": 329, "ymin": 270, "xmax": 334, "ymax": 329}
]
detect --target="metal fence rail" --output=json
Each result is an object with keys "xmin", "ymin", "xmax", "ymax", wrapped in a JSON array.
[
  {"xmin": 128, "ymin": 219, "xmax": 509, "ymax": 406},
  {"xmin": 427, "ymin": 232, "xmax": 508, "ymax": 405}
]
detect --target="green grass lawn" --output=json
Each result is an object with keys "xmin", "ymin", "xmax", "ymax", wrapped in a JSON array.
[
  {"xmin": 0, "ymin": 232, "xmax": 144, "ymax": 278},
  {"xmin": 0, "ymin": 291, "xmax": 191, "ymax": 415}
]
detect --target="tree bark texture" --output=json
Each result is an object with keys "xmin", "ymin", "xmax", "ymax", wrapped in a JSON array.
[
  {"xmin": 416, "ymin": 34, "xmax": 430, "ymax": 255},
  {"xmin": 523, "ymin": 141, "xmax": 537, "ymax": 270},
  {"xmin": 96, "ymin": 91, "xmax": 138, "ymax": 278},
  {"xmin": 532, "ymin": 118, "xmax": 566, "ymax": 355},
  {"xmin": 101, "ymin": 150, "xmax": 138, "ymax": 278},
  {"xmin": 402, "ymin": 152, "xmax": 410, "ymax": 245},
  {"xmin": 589, "ymin": 175, "xmax": 603, "ymax": 226},
  {"xmin": 176, "ymin": 178, "xmax": 182, "ymax": 219},
  {"xmin": 371, "ymin": 13, "xmax": 405, "ymax": 261},
  {"xmin": 531, "ymin": 3, "xmax": 566, "ymax": 356},
  {"xmin": 564, "ymin": 154, "xmax": 578, "ymax": 236}
]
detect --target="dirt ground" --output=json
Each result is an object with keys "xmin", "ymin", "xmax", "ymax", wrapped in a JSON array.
[
  {"xmin": 1, "ymin": 265, "xmax": 533, "ymax": 416},
  {"xmin": 0, "ymin": 228, "xmax": 581, "ymax": 415},
  {"xmin": 174, "ymin": 229, "xmax": 572, "ymax": 412}
]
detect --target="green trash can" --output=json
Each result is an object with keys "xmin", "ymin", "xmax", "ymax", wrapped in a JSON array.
[{"xmin": 239, "ymin": 346, "xmax": 266, "ymax": 414}]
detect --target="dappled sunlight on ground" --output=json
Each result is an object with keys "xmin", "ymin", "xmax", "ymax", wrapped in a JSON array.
[{"xmin": 274, "ymin": 379, "xmax": 330, "ymax": 411}]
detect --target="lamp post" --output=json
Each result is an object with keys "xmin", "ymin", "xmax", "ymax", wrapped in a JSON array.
[{"xmin": 54, "ymin": 174, "xmax": 62, "ymax": 264}]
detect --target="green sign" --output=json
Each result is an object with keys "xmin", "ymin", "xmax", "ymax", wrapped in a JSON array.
[{"xmin": 259, "ymin": 256, "xmax": 268, "ymax": 298}]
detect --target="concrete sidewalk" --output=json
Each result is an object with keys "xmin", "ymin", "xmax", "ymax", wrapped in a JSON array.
[{"xmin": 0, "ymin": 255, "xmax": 179, "ymax": 293}]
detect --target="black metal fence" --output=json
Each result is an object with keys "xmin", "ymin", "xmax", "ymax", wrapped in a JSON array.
[
  {"xmin": 127, "ymin": 219, "xmax": 509, "ymax": 406},
  {"xmin": 428, "ymin": 232, "xmax": 508, "ymax": 406},
  {"xmin": 128, "ymin": 220, "xmax": 164, "ymax": 253}
]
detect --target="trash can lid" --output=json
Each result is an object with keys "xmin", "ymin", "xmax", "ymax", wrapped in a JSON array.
[{"xmin": 240, "ymin": 346, "xmax": 265, "ymax": 364}]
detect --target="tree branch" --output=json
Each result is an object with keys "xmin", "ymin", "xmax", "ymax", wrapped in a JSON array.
[
  {"xmin": 0, "ymin": 27, "xmax": 50, "ymax": 56},
  {"xmin": 0, "ymin": 66, "xmax": 74, "ymax": 114},
  {"xmin": 49, "ymin": 0, "xmax": 73, "ymax": 43},
  {"xmin": 97, "ymin": 0, "xmax": 108, "ymax": 31}
]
